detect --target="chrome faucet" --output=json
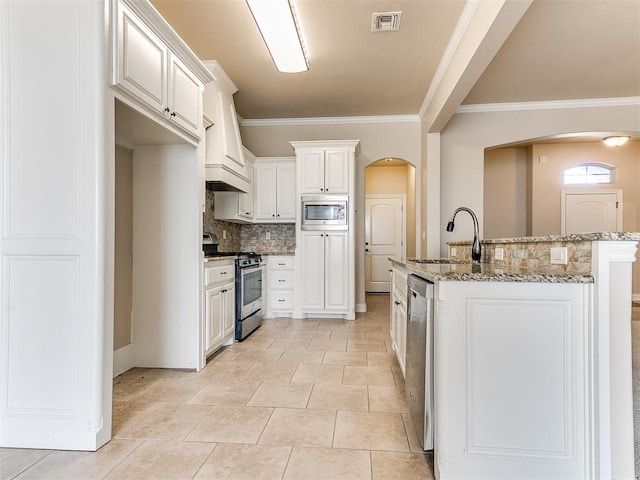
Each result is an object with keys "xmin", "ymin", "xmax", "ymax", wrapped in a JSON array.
[{"xmin": 446, "ymin": 207, "xmax": 481, "ymax": 263}]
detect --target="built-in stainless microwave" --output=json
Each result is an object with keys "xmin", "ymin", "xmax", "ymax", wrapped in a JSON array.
[{"xmin": 301, "ymin": 195, "xmax": 348, "ymax": 230}]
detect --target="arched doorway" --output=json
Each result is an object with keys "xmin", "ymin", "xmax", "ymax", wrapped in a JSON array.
[{"xmin": 363, "ymin": 158, "xmax": 416, "ymax": 293}]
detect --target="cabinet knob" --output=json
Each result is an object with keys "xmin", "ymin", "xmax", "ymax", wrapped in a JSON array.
[
  {"xmin": 164, "ymin": 107, "xmax": 170, "ymax": 113},
  {"xmin": 277, "ymin": 214, "xmax": 280, "ymax": 217},
  {"xmin": 272, "ymin": 214, "xmax": 276, "ymax": 217},
  {"xmin": 170, "ymin": 112, "xmax": 176, "ymax": 117},
  {"xmin": 365, "ymin": 249, "xmax": 369, "ymax": 252},
  {"xmin": 394, "ymin": 301, "xmax": 400, "ymax": 306},
  {"xmin": 320, "ymin": 188, "xmax": 324, "ymax": 192}
]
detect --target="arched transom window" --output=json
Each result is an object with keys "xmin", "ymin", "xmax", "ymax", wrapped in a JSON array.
[{"xmin": 563, "ymin": 163, "xmax": 613, "ymax": 185}]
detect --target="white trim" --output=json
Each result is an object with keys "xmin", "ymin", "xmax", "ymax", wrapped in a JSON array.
[
  {"xmin": 241, "ymin": 114, "xmax": 419, "ymax": 127},
  {"xmin": 560, "ymin": 189, "xmax": 623, "ymax": 235},
  {"xmin": 418, "ymin": 0, "xmax": 480, "ymax": 119},
  {"xmin": 457, "ymin": 97, "xmax": 640, "ymax": 114},
  {"xmin": 356, "ymin": 303, "xmax": 367, "ymax": 313},
  {"xmin": 113, "ymin": 343, "xmax": 135, "ymax": 378}
]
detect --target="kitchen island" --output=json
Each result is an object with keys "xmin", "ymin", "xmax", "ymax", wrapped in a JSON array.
[{"xmin": 390, "ymin": 232, "xmax": 640, "ymax": 479}]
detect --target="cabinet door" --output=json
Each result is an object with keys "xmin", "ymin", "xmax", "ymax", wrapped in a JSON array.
[
  {"xmin": 205, "ymin": 286, "xmax": 223, "ymax": 352},
  {"xmin": 254, "ymin": 163, "xmax": 277, "ymax": 220},
  {"xmin": 300, "ymin": 150, "xmax": 326, "ymax": 194},
  {"xmin": 276, "ymin": 163, "xmax": 297, "ymax": 220},
  {"xmin": 167, "ymin": 53, "xmax": 202, "ymax": 137},
  {"xmin": 116, "ymin": 3, "xmax": 167, "ymax": 114},
  {"xmin": 324, "ymin": 149, "xmax": 349, "ymax": 194},
  {"xmin": 324, "ymin": 232, "xmax": 349, "ymax": 310},
  {"xmin": 222, "ymin": 284, "xmax": 236, "ymax": 338},
  {"xmin": 300, "ymin": 232, "xmax": 325, "ymax": 309},
  {"xmin": 391, "ymin": 290, "xmax": 407, "ymax": 376},
  {"xmin": 238, "ymin": 162, "xmax": 254, "ymax": 218}
]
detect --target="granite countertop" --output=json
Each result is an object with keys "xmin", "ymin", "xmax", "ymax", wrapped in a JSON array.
[
  {"xmin": 390, "ymin": 258, "xmax": 594, "ymax": 284},
  {"xmin": 260, "ymin": 252, "xmax": 295, "ymax": 256},
  {"xmin": 448, "ymin": 232, "xmax": 640, "ymax": 245}
]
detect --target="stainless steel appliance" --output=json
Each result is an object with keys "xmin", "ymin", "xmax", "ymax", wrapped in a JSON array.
[
  {"xmin": 301, "ymin": 195, "xmax": 348, "ymax": 230},
  {"xmin": 235, "ymin": 254, "xmax": 263, "ymax": 341},
  {"xmin": 202, "ymin": 232, "xmax": 263, "ymax": 341},
  {"xmin": 406, "ymin": 274, "xmax": 435, "ymax": 450}
]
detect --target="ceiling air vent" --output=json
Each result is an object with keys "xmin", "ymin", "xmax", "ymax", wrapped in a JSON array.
[{"xmin": 371, "ymin": 11, "xmax": 402, "ymax": 32}]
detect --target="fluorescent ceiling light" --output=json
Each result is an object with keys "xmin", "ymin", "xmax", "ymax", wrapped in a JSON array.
[
  {"xmin": 602, "ymin": 136, "xmax": 630, "ymax": 147},
  {"xmin": 246, "ymin": 0, "xmax": 308, "ymax": 73}
]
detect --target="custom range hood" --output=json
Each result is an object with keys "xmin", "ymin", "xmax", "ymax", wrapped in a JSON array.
[{"xmin": 202, "ymin": 61, "xmax": 250, "ymax": 193}]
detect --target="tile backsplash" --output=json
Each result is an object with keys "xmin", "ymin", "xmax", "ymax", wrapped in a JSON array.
[{"xmin": 203, "ymin": 189, "xmax": 296, "ymax": 254}]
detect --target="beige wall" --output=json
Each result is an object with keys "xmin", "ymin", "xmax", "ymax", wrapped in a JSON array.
[
  {"xmin": 440, "ymin": 103, "xmax": 640, "ymax": 255},
  {"xmin": 529, "ymin": 141, "xmax": 640, "ymax": 236},
  {"xmin": 241, "ymin": 120, "xmax": 422, "ymax": 308},
  {"xmin": 114, "ymin": 146, "xmax": 133, "ymax": 351},
  {"xmin": 483, "ymin": 147, "xmax": 528, "ymax": 238},
  {"xmin": 440, "ymin": 103, "xmax": 640, "ymax": 293}
]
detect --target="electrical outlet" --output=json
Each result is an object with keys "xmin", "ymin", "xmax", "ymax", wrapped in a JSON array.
[
  {"xmin": 266, "ymin": 231, "xmax": 271, "ymax": 240},
  {"xmin": 450, "ymin": 247, "xmax": 457, "ymax": 257},
  {"xmin": 222, "ymin": 230, "xmax": 227, "ymax": 240},
  {"xmin": 495, "ymin": 247, "xmax": 504, "ymax": 261},
  {"xmin": 550, "ymin": 247, "xmax": 568, "ymax": 265}
]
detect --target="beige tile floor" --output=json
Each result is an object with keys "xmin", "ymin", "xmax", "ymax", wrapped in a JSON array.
[{"xmin": 1, "ymin": 294, "xmax": 435, "ymax": 480}]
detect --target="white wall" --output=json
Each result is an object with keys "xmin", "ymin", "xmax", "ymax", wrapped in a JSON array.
[
  {"xmin": 241, "ymin": 120, "xmax": 422, "ymax": 308},
  {"xmin": 440, "ymin": 103, "xmax": 640, "ymax": 256}
]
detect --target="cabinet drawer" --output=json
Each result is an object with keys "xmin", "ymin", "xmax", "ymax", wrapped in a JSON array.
[
  {"xmin": 270, "ymin": 271, "xmax": 294, "ymax": 290},
  {"xmin": 269, "ymin": 291, "xmax": 294, "ymax": 309},
  {"xmin": 205, "ymin": 264, "xmax": 235, "ymax": 285},
  {"xmin": 393, "ymin": 269, "xmax": 408, "ymax": 299},
  {"xmin": 269, "ymin": 256, "xmax": 294, "ymax": 271}
]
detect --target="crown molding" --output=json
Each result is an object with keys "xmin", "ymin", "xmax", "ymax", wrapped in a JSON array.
[
  {"xmin": 240, "ymin": 114, "xmax": 420, "ymax": 127},
  {"xmin": 456, "ymin": 96, "xmax": 640, "ymax": 114}
]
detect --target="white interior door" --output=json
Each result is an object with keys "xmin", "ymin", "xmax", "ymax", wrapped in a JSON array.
[
  {"xmin": 562, "ymin": 190, "xmax": 622, "ymax": 234},
  {"xmin": 365, "ymin": 196, "xmax": 405, "ymax": 293}
]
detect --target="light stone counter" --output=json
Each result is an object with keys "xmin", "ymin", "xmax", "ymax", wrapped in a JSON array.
[{"xmin": 390, "ymin": 257, "xmax": 594, "ymax": 283}]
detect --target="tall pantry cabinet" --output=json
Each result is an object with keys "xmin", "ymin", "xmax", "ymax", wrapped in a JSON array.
[
  {"xmin": 0, "ymin": 0, "xmax": 213, "ymax": 452},
  {"xmin": 291, "ymin": 141, "xmax": 360, "ymax": 320}
]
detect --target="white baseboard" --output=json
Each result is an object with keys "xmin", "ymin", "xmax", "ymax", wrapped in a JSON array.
[
  {"xmin": 113, "ymin": 343, "xmax": 135, "ymax": 378},
  {"xmin": 355, "ymin": 303, "xmax": 367, "ymax": 313}
]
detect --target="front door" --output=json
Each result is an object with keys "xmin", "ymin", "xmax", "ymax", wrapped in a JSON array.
[
  {"xmin": 365, "ymin": 196, "xmax": 405, "ymax": 293},
  {"xmin": 561, "ymin": 190, "xmax": 622, "ymax": 234}
]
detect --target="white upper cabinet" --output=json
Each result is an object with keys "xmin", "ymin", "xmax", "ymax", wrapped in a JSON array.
[
  {"xmin": 115, "ymin": 4, "xmax": 167, "ymax": 114},
  {"xmin": 214, "ymin": 146, "xmax": 255, "ymax": 223},
  {"xmin": 298, "ymin": 148, "xmax": 349, "ymax": 194},
  {"xmin": 253, "ymin": 158, "xmax": 296, "ymax": 223},
  {"xmin": 202, "ymin": 61, "xmax": 250, "ymax": 193},
  {"xmin": 112, "ymin": 1, "xmax": 211, "ymax": 141},
  {"xmin": 168, "ymin": 54, "xmax": 202, "ymax": 135}
]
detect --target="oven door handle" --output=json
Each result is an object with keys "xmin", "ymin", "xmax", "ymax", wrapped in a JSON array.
[{"xmin": 240, "ymin": 265, "xmax": 264, "ymax": 276}]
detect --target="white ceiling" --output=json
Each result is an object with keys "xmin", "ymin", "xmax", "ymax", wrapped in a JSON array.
[{"xmin": 151, "ymin": 0, "xmax": 640, "ymax": 122}]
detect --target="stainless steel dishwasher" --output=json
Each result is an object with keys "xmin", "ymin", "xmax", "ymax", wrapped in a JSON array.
[{"xmin": 405, "ymin": 274, "xmax": 435, "ymax": 450}]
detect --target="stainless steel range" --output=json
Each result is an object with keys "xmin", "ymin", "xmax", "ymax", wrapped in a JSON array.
[
  {"xmin": 234, "ymin": 253, "xmax": 263, "ymax": 341},
  {"xmin": 202, "ymin": 233, "xmax": 263, "ymax": 341}
]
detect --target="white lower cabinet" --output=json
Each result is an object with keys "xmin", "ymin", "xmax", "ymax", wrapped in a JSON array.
[
  {"xmin": 300, "ymin": 231, "xmax": 348, "ymax": 312},
  {"xmin": 390, "ymin": 266, "xmax": 408, "ymax": 376},
  {"xmin": 265, "ymin": 256, "xmax": 295, "ymax": 318},
  {"xmin": 434, "ymin": 280, "xmax": 590, "ymax": 479},
  {"xmin": 204, "ymin": 261, "xmax": 235, "ymax": 355}
]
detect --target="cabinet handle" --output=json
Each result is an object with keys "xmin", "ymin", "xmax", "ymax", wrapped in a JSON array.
[
  {"xmin": 170, "ymin": 112, "xmax": 176, "ymax": 117},
  {"xmin": 394, "ymin": 301, "xmax": 400, "ymax": 306},
  {"xmin": 164, "ymin": 107, "xmax": 170, "ymax": 113},
  {"xmin": 278, "ymin": 263, "xmax": 285, "ymax": 266},
  {"xmin": 278, "ymin": 279, "xmax": 285, "ymax": 282},
  {"xmin": 278, "ymin": 299, "xmax": 285, "ymax": 302}
]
